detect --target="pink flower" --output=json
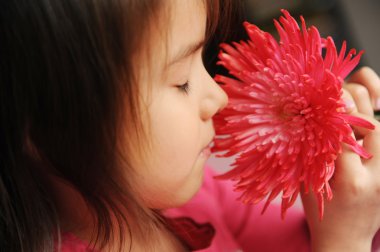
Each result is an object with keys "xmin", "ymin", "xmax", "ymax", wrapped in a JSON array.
[{"xmin": 212, "ymin": 9, "xmax": 375, "ymax": 219}]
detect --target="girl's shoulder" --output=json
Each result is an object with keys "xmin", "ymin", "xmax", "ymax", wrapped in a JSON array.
[{"xmin": 57, "ymin": 232, "xmax": 98, "ymax": 252}]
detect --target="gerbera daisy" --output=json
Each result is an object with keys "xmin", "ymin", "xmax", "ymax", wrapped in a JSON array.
[{"xmin": 213, "ymin": 9, "xmax": 374, "ymax": 219}]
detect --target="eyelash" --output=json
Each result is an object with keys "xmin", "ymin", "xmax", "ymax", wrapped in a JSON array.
[{"xmin": 177, "ymin": 82, "xmax": 190, "ymax": 94}]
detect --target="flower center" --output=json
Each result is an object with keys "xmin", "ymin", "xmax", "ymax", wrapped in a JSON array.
[{"xmin": 279, "ymin": 94, "xmax": 311, "ymax": 121}]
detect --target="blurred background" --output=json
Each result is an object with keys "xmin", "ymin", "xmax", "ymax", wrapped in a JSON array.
[
  {"xmin": 243, "ymin": 0, "xmax": 380, "ymax": 72},
  {"xmin": 207, "ymin": 0, "xmax": 380, "ymax": 173}
]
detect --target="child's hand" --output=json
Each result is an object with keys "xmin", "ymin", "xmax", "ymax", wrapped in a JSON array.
[
  {"xmin": 302, "ymin": 67, "xmax": 380, "ymax": 252},
  {"xmin": 345, "ymin": 67, "xmax": 380, "ymax": 115}
]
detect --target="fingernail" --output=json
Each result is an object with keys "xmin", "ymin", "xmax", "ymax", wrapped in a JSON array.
[
  {"xmin": 344, "ymin": 99, "xmax": 355, "ymax": 111},
  {"xmin": 375, "ymin": 98, "xmax": 380, "ymax": 111}
]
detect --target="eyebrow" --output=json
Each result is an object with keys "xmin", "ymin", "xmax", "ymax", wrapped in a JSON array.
[{"xmin": 166, "ymin": 39, "xmax": 205, "ymax": 67}]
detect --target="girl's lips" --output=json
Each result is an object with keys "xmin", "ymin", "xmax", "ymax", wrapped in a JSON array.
[
  {"xmin": 200, "ymin": 146, "xmax": 212, "ymax": 158},
  {"xmin": 200, "ymin": 140, "xmax": 213, "ymax": 158}
]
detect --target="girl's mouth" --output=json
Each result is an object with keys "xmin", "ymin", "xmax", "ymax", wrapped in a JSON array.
[{"xmin": 200, "ymin": 141, "xmax": 213, "ymax": 158}]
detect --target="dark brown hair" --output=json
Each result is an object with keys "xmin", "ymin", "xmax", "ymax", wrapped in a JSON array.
[{"xmin": 0, "ymin": 0, "xmax": 240, "ymax": 251}]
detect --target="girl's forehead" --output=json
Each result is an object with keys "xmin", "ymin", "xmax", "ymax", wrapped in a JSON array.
[
  {"xmin": 165, "ymin": 1, "xmax": 206, "ymax": 67},
  {"xmin": 138, "ymin": 0, "xmax": 206, "ymax": 80}
]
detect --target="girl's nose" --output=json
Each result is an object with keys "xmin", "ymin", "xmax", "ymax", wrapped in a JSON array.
[{"xmin": 200, "ymin": 71, "xmax": 228, "ymax": 121}]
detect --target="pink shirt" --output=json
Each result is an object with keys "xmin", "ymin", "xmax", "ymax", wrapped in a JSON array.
[
  {"xmin": 59, "ymin": 166, "xmax": 380, "ymax": 251},
  {"xmin": 165, "ymin": 167, "xmax": 310, "ymax": 251}
]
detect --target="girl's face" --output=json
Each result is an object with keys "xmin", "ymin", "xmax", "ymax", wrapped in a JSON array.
[{"xmin": 134, "ymin": 0, "xmax": 227, "ymax": 209}]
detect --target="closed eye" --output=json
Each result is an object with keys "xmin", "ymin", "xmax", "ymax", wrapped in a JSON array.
[{"xmin": 177, "ymin": 82, "xmax": 190, "ymax": 94}]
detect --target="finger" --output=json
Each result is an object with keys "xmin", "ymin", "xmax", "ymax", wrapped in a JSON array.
[
  {"xmin": 335, "ymin": 94, "xmax": 376, "ymax": 175},
  {"xmin": 335, "ymin": 136, "xmax": 363, "ymax": 179},
  {"xmin": 349, "ymin": 111, "xmax": 380, "ymax": 167},
  {"xmin": 345, "ymin": 83, "xmax": 374, "ymax": 117},
  {"xmin": 341, "ymin": 89, "xmax": 366, "ymax": 140},
  {"xmin": 334, "ymin": 103, "xmax": 363, "ymax": 178},
  {"xmin": 348, "ymin": 111, "xmax": 379, "ymax": 142},
  {"xmin": 362, "ymin": 128, "xmax": 380, "ymax": 168},
  {"xmin": 300, "ymin": 184, "xmax": 320, "ymax": 224},
  {"xmin": 341, "ymin": 88, "xmax": 357, "ymax": 114},
  {"xmin": 347, "ymin": 66, "xmax": 380, "ymax": 111}
]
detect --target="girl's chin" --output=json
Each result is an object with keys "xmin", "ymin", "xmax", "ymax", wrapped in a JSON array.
[{"xmin": 171, "ymin": 172, "xmax": 205, "ymax": 208}]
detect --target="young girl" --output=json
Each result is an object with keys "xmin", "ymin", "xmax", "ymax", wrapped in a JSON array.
[{"xmin": 1, "ymin": 0, "xmax": 380, "ymax": 251}]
